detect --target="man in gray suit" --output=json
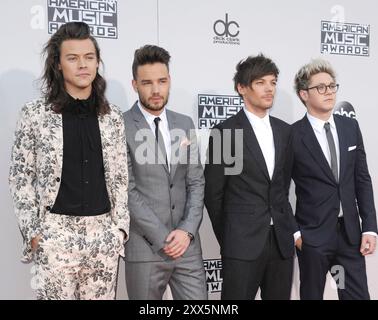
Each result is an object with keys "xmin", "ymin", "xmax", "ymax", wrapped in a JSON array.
[{"xmin": 123, "ymin": 45, "xmax": 207, "ymax": 300}]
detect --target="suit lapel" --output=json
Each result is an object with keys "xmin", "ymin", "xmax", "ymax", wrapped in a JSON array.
[
  {"xmin": 46, "ymin": 104, "xmax": 63, "ymax": 176},
  {"xmin": 236, "ymin": 110, "xmax": 270, "ymax": 181},
  {"xmin": 98, "ymin": 111, "xmax": 111, "ymax": 186},
  {"xmin": 300, "ymin": 116, "xmax": 336, "ymax": 183},
  {"xmin": 270, "ymin": 117, "xmax": 282, "ymax": 181},
  {"xmin": 166, "ymin": 110, "xmax": 180, "ymax": 178},
  {"xmin": 131, "ymin": 103, "xmax": 169, "ymax": 174},
  {"xmin": 334, "ymin": 115, "xmax": 347, "ymax": 182}
]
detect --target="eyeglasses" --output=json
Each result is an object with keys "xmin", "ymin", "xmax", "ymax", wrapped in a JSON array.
[{"xmin": 306, "ymin": 83, "xmax": 339, "ymax": 94}]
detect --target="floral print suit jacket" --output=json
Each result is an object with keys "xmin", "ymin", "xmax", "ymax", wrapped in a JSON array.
[{"xmin": 9, "ymin": 99, "xmax": 129, "ymax": 262}]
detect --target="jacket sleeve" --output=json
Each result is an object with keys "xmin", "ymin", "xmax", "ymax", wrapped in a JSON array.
[
  {"xmin": 111, "ymin": 106, "xmax": 130, "ymax": 241},
  {"xmin": 284, "ymin": 127, "xmax": 300, "ymax": 235},
  {"xmin": 354, "ymin": 121, "xmax": 377, "ymax": 233},
  {"xmin": 9, "ymin": 104, "xmax": 42, "ymax": 262},
  {"xmin": 204, "ymin": 126, "xmax": 227, "ymax": 246},
  {"xmin": 177, "ymin": 118, "xmax": 205, "ymax": 237}
]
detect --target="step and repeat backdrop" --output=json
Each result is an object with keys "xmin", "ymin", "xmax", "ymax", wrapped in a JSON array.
[{"xmin": 1, "ymin": 0, "xmax": 377, "ymax": 299}]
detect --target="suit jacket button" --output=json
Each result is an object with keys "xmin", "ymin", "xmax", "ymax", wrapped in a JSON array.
[
  {"xmin": 170, "ymin": 184, "xmax": 173, "ymax": 189},
  {"xmin": 46, "ymin": 206, "xmax": 51, "ymax": 211},
  {"xmin": 172, "ymin": 205, "xmax": 175, "ymax": 210},
  {"xmin": 56, "ymin": 177, "xmax": 60, "ymax": 182}
]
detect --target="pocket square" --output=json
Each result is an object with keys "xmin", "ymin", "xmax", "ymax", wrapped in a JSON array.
[{"xmin": 348, "ymin": 145, "xmax": 356, "ymax": 151}]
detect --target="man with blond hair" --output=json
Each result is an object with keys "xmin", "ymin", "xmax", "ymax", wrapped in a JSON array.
[{"xmin": 291, "ymin": 59, "xmax": 377, "ymax": 300}]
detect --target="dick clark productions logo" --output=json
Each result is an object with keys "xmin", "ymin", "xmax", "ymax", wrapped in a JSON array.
[{"xmin": 213, "ymin": 13, "xmax": 240, "ymax": 45}]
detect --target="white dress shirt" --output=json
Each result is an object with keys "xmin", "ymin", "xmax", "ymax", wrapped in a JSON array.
[
  {"xmin": 244, "ymin": 109, "xmax": 275, "ymax": 179},
  {"xmin": 138, "ymin": 102, "xmax": 171, "ymax": 169},
  {"xmin": 307, "ymin": 113, "xmax": 340, "ymax": 185},
  {"xmin": 307, "ymin": 113, "xmax": 343, "ymax": 218},
  {"xmin": 244, "ymin": 108, "xmax": 275, "ymax": 225}
]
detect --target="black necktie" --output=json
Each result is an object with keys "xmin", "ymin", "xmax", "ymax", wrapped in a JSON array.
[
  {"xmin": 324, "ymin": 122, "xmax": 338, "ymax": 182},
  {"xmin": 153, "ymin": 117, "xmax": 168, "ymax": 166}
]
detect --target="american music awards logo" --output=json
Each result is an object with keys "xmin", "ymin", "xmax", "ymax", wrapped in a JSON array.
[
  {"xmin": 204, "ymin": 259, "xmax": 222, "ymax": 293},
  {"xmin": 198, "ymin": 94, "xmax": 244, "ymax": 129},
  {"xmin": 321, "ymin": 20, "xmax": 370, "ymax": 57},
  {"xmin": 47, "ymin": 0, "xmax": 118, "ymax": 38}
]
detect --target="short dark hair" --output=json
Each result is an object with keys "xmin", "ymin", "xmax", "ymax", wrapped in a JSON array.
[
  {"xmin": 132, "ymin": 45, "xmax": 171, "ymax": 79},
  {"xmin": 233, "ymin": 54, "xmax": 279, "ymax": 97},
  {"xmin": 41, "ymin": 22, "xmax": 109, "ymax": 114}
]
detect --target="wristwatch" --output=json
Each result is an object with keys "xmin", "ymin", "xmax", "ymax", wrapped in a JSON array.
[{"xmin": 187, "ymin": 232, "xmax": 194, "ymax": 241}]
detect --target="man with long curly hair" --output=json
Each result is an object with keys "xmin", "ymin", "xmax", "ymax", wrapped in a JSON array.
[{"xmin": 9, "ymin": 22, "xmax": 129, "ymax": 300}]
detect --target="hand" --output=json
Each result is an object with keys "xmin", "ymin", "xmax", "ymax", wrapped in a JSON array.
[
  {"xmin": 31, "ymin": 235, "xmax": 42, "ymax": 252},
  {"xmin": 295, "ymin": 237, "xmax": 303, "ymax": 251},
  {"xmin": 163, "ymin": 229, "xmax": 191, "ymax": 259},
  {"xmin": 360, "ymin": 234, "xmax": 376, "ymax": 256},
  {"xmin": 119, "ymin": 229, "xmax": 127, "ymax": 242}
]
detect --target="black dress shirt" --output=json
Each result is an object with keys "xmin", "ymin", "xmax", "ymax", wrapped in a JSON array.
[{"xmin": 51, "ymin": 94, "xmax": 111, "ymax": 216}]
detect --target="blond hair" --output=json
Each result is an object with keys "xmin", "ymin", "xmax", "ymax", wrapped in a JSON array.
[{"xmin": 294, "ymin": 59, "xmax": 336, "ymax": 105}]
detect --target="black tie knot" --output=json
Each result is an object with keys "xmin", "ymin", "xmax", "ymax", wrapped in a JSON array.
[{"xmin": 154, "ymin": 117, "xmax": 161, "ymax": 127}]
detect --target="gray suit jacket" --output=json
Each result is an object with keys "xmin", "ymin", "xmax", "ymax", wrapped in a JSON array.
[{"xmin": 123, "ymin": 102, "xmax": 204, "ymax": 262}]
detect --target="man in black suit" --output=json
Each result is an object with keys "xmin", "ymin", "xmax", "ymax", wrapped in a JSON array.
[
  {"xmin": 204, "ymin": 54, "xmax": 298, "ymax": 300},
  {"xmin": 292, "ymin": 59, "xmax": 377, "ymax": 300}
]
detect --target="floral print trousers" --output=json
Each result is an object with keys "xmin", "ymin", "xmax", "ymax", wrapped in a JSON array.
[{"xmin": 33, "ymin": 213, "xmax": 124, "ymax": 300}]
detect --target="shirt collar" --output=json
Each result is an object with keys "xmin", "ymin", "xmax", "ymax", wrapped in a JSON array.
[
  {"xmin": 243, "ymin": 107, "xmax": 271, "ymax": 129},
  {"xmin": 306, "ymin": 112, "xmax": 336, "ymax": 133},
  {"xmin": 64, "ymin": 92, "xmax": 96, "ymax": 115},
  {"xmin": 137, "ymin": 101, "xmax": 168, "ymax": 126}
]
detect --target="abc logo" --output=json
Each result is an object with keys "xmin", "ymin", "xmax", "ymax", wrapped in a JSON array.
[
  {"xmin": 213, "ymin": 13, "xmax": 239, "ymax": 37},
  {"xmin": 334, "ymin": 101, "xmax": 356, "ymax": 119}
]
